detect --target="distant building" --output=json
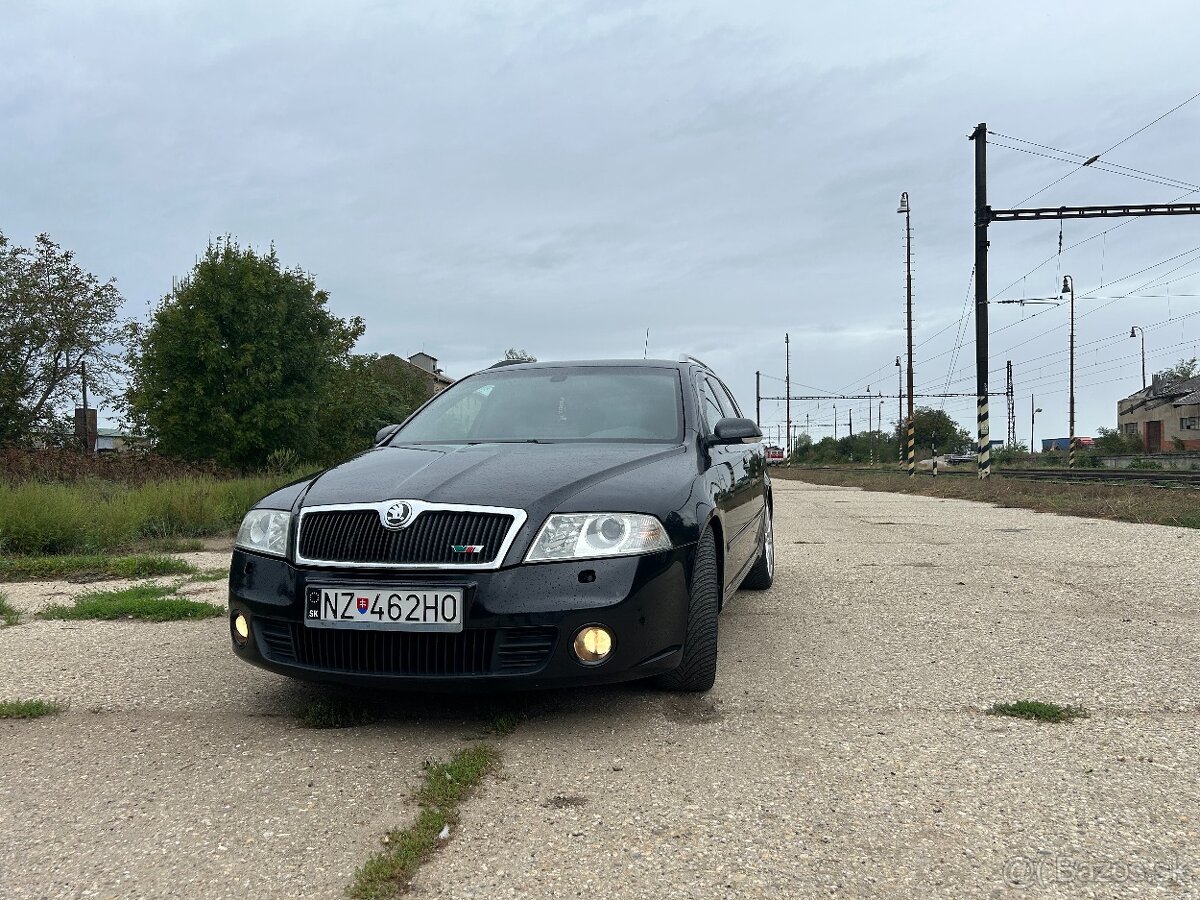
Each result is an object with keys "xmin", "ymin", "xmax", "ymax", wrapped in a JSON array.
[
  {"xmin": 1042, "ymin": 436, "xmax": 1095, "ymax": 452},
  {"xmin": 403, "ymin": 352, "xmax": 454, "ymax": 396},
  {"xmin": 95, "ymin": 427, "xmax": 144, "ymax": 452},
  {"xmin": 1116, "ymin": 374, "xmax": 1200, "ymax": 453}
]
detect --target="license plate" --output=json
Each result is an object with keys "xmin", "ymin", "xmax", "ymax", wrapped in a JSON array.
[{"xmin": 304, "ymin": 587, "xmax": 464, "ymax": 632}]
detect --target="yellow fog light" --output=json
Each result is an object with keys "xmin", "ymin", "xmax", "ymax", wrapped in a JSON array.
[
  {"xmin": 572, "ymin": 625, "xmax": 613, "ymax": 665},
  {"xmin": 233, "ymin": 613, "xmax": 250, "ymax": 646}
]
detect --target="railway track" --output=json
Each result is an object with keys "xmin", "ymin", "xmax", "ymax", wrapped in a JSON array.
[
  {"xmin": 992, "ymin": 466, "xmax": 1200, "ymax": 486},
  {"xmin": 785, "ymin": 465, "xmax": 1200, "ymax": 487}
]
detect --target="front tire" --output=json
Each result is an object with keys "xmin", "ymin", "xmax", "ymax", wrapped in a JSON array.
[
  {"xmin": 655, "ymin": 527, "xmax": 719, "ymax": 692},
  {"xmin": 740, "ymin": 506, "xmax": 774, "ymax": 590}
]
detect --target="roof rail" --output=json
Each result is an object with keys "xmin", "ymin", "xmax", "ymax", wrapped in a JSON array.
[{"xmin": 677, "ymin": 354, "xmax": 712, "ymax": 370}]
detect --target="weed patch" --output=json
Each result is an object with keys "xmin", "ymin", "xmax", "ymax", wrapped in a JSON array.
[
  {"xmin": 186, "ymin": 569, "xmax": 230, "ymax": 584},
  {"xmin": 987, "ymin": 700, "xmax": 1088, "ymax": 723},
  {"xmin": 0, "ymin": 553, "xmax": 195, "ymax": 583},
  {"xmin": 0, "ymin": 699, "xmax": 63, "ymax": 719},
  {"xmin": 38, "ymin": 583, "xmax": 224, "ymax": 622},
  {"xmin": 296, "ymin": 698, "xmax": 374, "ymax": 729},
  {"xmin": 0, "ymin": 592, "xmax": 18, "ymax": 626},
  {"xmin": 140, "ymin": 537, "xmax": 207, "ymax": 553},
  {"xmin": 487, "ymin": 710, "xmax": 522, "ymax": 736},
  {"xmin": 348, "ymin": 745, "xmax": 499, "ymax": 899}
]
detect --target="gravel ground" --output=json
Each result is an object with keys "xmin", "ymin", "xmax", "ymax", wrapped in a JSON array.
[
  {"xmin": 1, "ymin": 482, "xmax": 1197, "ymax": 898},
  {"xmin": 414, "ymin": 481, "xmax": 1199, "ymax": 899},
  {"xmin": 0, "ymin": 548, "xmax": 494, "ymax": 899}
]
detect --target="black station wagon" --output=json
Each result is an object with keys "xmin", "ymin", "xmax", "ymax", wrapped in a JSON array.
[{"xmin": 229, "ymin": 357, "xmax": 773, "ymax": 692}]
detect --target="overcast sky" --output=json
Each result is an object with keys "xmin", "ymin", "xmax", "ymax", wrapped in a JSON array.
[{"xmin": 4, "ymin": 1, "xmax": 1200, "ymax": 444}]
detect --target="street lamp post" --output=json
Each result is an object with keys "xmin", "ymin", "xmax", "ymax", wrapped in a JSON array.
[
  {"xmin": 1062, "ymin": 276, "xmax": 1076, "ymax": 468},
  {"xmin": 1130, "ymin": 326, "xmax": 1147, "ymax": 390},
  {"xmin": 895, "ymin": 356, "xmax": 903, "ymax": 463},
  {"xmin": 1031, "ymin": 395, "xmax": 1042, "ymax": 458}
]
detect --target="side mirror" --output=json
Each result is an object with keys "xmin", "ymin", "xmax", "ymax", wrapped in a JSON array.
[
  {"xmin": 374, "ymin": 424, "xmax": 401, "ymax": 446},
  {"xmin": 711, "ymin": 417, "xmax": 762, "ymax": 444}
]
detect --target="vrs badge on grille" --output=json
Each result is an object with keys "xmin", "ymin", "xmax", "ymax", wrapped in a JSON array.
[{"xmin": 381, "ymin": 501, "xmax": 413, "ymax": 530}]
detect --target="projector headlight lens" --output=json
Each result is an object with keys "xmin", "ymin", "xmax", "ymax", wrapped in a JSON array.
[
  {"xmin": 235, "ymin": 509, "xmax": 291, "ymax": 557},
  {"xmin": 525, "ymin": 514, "xmax": 671, "ymax": 563}
]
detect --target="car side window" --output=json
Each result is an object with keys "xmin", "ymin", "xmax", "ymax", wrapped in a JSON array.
[
  {"xmin": 705, "ymin": 376, "xmax": 733, "ymax": 419},
  {"xmin": 715, "ymin": 379, "xmax": 742, "ymax": 417},
  {"xmin": 698, "ymin": 378, "xmax": 724, "ymax": 433}
]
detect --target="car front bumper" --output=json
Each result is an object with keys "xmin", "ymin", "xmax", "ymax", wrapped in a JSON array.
[{"xmin": 228, "ymin": 545, "xmax": 693, "ymax": 690}]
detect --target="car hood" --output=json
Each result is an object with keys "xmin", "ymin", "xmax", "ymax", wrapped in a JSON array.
[{"xmin": 298, "ymin": 442, "xmax": 685, "ymax": 512}]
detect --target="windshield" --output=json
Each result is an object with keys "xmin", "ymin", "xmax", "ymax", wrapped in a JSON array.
[{"xmin": 392, "ymin": 366, "xmax": 684, "ymax": 444}]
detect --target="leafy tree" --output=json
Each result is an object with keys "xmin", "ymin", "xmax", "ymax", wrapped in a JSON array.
[
  {"xmin": 370, "ymin": 354, "xmax": 434, "ymax": 413},
  {"xmin": 503, "ymin": 348, "xmax": 537, "ymax": 362},
  {"xmin": 991, "ymin": 442, "xmax": 1030, "ymax": 465},
  {"xmin": 0, "ymin": 231, "xmax": 127, "ymax": 444},
  {"xmin": 312, "ymin": 354, "xmax": 430, "ymax": 462},
  {"xmin": 907, "ymin": 407, "xmax": 971, "ymax": 454},
  {"xmin": 1156, "ymin": 357, "xmax": 1197, "ymax": 385},
  {"xmin": 1094, "ymin": 426, "xmax": 1142, "ymax": 455},
  {"xmin": 789, "ymin": 431, "xmax": 897, "ymax": 465},
  {"xmin": 126, "ymin": 239, "xmax": 362, "ymax": 468}
]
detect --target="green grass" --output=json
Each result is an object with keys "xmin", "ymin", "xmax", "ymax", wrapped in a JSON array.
[
  {"xmin": 296, "ymin": 698, "xmax": 374, "ymax": 729},
  {"xmin": 987, "ymin": 700, "xmax": 1088, "ymax": 723},
  {"xmin": 38, "ymin": 583, "xmax": 225, "ymax": 622},
  {"xmin": 0, "ymin": 553, "xmax": 196, "ymax": 583},
  {"xmin": 487, "ymin": 710, "xmax": 521, "ymax": 736},
  {"xmin": 0, "ymin": 699, "xmax": 63, "ymax": 719},
  {"xmin": 0, "ymin": 472, "xmax": 298, "ymax": 555},
  {"xmin": 0, "ymin": 592, "xmax": 18, "ymax": 626},
  {"xmin": 186, "ymin": 568, "xmax": 229, "ymax": 584},
  {"xmin": 348, "ymin": 745, "xmax": 499, "ymax": 900},
  {"xmin": 139, "ymin": 537, "xmax": 207, "ymax": 553}
]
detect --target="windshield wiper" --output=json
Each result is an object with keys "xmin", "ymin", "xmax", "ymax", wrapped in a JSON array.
[{"xmin": 465, "ymin": 439, "xmax": 548, "ymax": 444}]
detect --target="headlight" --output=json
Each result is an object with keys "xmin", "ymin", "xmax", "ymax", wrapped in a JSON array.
[
  {"xmin": 525, "ymin": 513, "xmax": 671, "ymax": 563},
  {"xmin": 235, "ymin": 509, "xmax": 291, "ymax": 557}
]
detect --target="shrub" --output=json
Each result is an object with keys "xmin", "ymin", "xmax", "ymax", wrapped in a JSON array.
[
  {"xmin": 0, "ymin": 473, "xmax": 297, "ymax": 555},
  {"xmin": 1127, "ymin": 459, "xmax": 1163, "ymax": 470},
  {"xmin": 0, "ymin": 447, "xmax": 230, "ymax": 485}
]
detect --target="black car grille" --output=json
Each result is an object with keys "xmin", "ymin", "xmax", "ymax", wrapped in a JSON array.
[
  {"xmin": 256, "ymin": 620, "xmax": 557, "ymax": 676},
  {"xmin": 297, "ymin": 509, "xmax": 515, "ymax": 566}
]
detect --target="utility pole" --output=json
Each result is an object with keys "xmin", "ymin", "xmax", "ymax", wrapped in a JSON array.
[
  {"xmin": 849, "ymin": 407, "xmax": 854, "ymax": 438},
  {"xmin": 1067, "ymin": 277, "xmax": 1078, "ymax": 467},
  {"xmin": 967, "ymin": 119, "xmax": 1200, "ymax": 475},
  {"xmin": 867, "ymin": 387, "xmax": 872, "ymax": 433},
  {"xmin": 899, "ymin": 192, "xmax": 916, "ymax": 478},
  {"xmin": 969, "ymin": 124, "xmax": 991, "ymax": 478},
  {"xmin": 784, "ymin": 334, "xmax": 791, "ymax": 458},
  {"xmin": 755, "ymin": 371, "xmax": 761, "ymax": 427},
  {"xmin": 1006, "ymin": 360, "xmax": 1016, "ymax": 447},
  {"xmin": 833, "ymin": 405, "xmax": 838, "ymax": 440}
]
